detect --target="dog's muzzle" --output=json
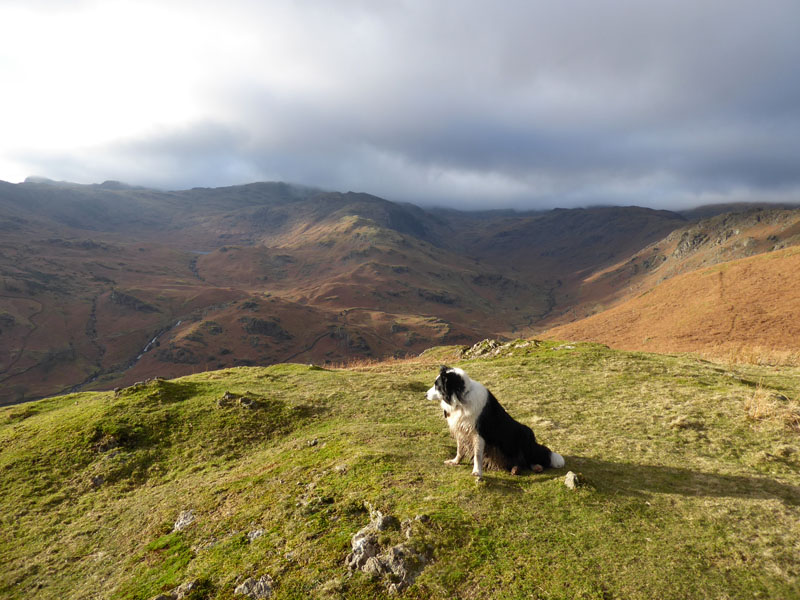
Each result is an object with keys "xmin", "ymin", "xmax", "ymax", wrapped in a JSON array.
[{"xmin": 426, "ymin": 386, "xmax": 441, "ymax": 402}]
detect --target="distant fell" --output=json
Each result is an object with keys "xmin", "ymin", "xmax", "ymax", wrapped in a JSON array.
[{"xmin": 1, "ymin": 177, "xmax": 799, "ymax": 404}]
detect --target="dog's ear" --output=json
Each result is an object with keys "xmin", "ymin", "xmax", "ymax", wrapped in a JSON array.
[
  {"xmin": 443, "ymin": 369, "xmax": 466, "ymax": 403},
  {"xmin": 439, "ymin": 365, "xmax": 450, "ymax": 377}
]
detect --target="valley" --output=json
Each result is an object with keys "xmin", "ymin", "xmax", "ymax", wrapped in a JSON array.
[{"xmin": 1, "ymin": 178, "xmax": 798, "ymax": 404}]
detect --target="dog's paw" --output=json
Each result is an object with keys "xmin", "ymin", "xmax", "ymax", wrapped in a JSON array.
[
  {"xmin": 550, "ymin": 452, "xmax": 565, "ymax": 469},
  {"xmin": 472, "ymin": 469, "xmax": 483, "ymax": 479},
  {"xmin": 444, "ymin": 458, "xmax": 460, "ymax": 466},
  {"xmin": 530, "ymin": 463, "xmax": 543, "ymax": 473}
]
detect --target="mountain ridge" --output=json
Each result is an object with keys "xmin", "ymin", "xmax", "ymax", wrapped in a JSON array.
[{"xmin": 1, "ymin": 178, "xmax": 798, "ymax": 404}]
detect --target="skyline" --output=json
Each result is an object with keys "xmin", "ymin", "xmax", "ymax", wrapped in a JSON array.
[{"xmin": 2, "ymin": 0, "xmax": 799, "ymax": 210}]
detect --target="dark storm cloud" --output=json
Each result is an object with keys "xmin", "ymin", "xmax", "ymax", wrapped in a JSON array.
[{"xmin": 7, "ymin": 0, "xmax": 800, "ymax": 209}]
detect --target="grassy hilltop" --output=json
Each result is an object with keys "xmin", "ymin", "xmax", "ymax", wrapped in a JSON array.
[{"xmin": 2, "ymin": 341, "xmax": 799, "ymax": 599}]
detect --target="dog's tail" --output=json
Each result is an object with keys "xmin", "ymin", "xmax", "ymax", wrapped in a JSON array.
[{"xmin": 549, "ymin": 451, "xmax": 565, "ymax": 469}]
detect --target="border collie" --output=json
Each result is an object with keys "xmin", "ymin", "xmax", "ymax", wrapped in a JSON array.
[{"xmin": 426, "ymin": 366, "xmax": 565, "ymax": 479}]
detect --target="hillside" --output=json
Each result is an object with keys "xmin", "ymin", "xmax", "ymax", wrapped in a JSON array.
[
  {"xmin": 544, "ymin": 246, "xmax": 800, "ymax": 363},
  {"xmin": 540, "ymin": 206, "xmax": 800, "ymax": 328},
  {"xmin": 2, "ymin": 178, "xmax": 799, "ymax": 405},
  {"xmin": 2, "ymin": 342, "xmax": 799, "ymax": 599},
  {"xmin": 0, "ymin": 179, "xmax": 687, "ymax": 405}
]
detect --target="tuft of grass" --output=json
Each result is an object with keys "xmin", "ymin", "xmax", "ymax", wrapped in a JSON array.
[{"xmin": 745, "ymin": 379, "xmax": 800, "ymax": 432}]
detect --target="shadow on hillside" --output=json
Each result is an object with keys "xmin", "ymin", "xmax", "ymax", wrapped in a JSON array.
[{"xmin": 565, "ymin": 455, "xmax": 800, "ymax": 506}]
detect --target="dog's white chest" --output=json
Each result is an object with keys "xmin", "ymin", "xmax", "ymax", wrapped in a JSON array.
[{"xmin": 444, "ymin": 403, "xmax": 477, "ymax": 436}]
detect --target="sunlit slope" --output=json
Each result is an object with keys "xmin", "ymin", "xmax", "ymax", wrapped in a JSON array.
[
  {"xmin": 545, "ymin": 246, "xmax": 800, "ymax": 359},
  {"xmin": 2, "ymin": 342, "xmax": 799, "ymax": 599}
]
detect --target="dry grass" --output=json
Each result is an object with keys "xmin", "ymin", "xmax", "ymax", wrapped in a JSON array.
[
  {"xmin": 745, "ymin": 379, "xmax": 800, "ymax": 432},
  {"xmin": 705, "ymin": 344, "xmax": 800, "ymax": 368}
]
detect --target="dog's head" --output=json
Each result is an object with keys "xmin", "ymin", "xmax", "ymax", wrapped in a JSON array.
[{"xmin": 426, "ymin": 365, "xmax": 469, "ymax": 406}]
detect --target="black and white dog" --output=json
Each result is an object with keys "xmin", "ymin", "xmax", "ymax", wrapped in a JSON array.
[{"xmin": 427, "ymin": 366, "xmax": 565, "ymax": 479}]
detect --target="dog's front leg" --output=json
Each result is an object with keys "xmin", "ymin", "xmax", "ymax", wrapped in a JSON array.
[
  {"xmin": 444, "ymin": 436, "xmax": 464, "ymax": 465},
  {"xmin": 472, "ymin": 434, "xmax": 485, "ymax": 479}
]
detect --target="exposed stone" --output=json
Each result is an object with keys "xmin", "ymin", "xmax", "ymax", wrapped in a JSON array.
[
  {"xmin": 346, "ymin": 505, "xmax": 432, "ymax": 592},
  {"xmin": 363, "ymin": 555, "xmax": 388, "ymax": 578},
  {"xmin": 345, "ymin": 527, "xmax": 380, "ymax": 570},
  {"xmin": 217, "ymin": 391, "xmax": 238, "ymax": 407},
  {"xmin": 174, "ymin": 581, "xmax": 197, "ymax": 599},
  {"xmin": 173, "ymin": 510, "xmax": 196, "ymax": 532},
  {"xmin": 564, "ymin": 471, "xmax": 583, "ymax": 490},
  {"xmin": 383, "ymin": 543, "xmax": 428, "ymax": 592},
  {"xmin": 239, "ymin": 396, "xmax": 256, "ymax": 409},
  {"xmin": 247, "ymin": 528, "xmax": 265, "ymax": 542},
  {"xmin": 149, "ymin": 580, "xmax": 197, "ymax": 600},
  {"xmin": 234, "ymin": 575, "xmax": 274, "ymax": 599},
  {"xmin": 462, "ymin": 338, "xmax": 502, "ymax": 358}
]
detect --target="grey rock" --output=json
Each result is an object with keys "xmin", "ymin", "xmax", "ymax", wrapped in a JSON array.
[
  {"xmin": 174, "ymin": 581, "xmax": 197, "ymax": 599},
  {"xmin": 362, "ymin": 556, "xmax": 388, "ymax": 578},
  {"xmin": 346, "ymin": 505, "xmax": 432, "ymax": 592},
  {"xmin": 382, "ymin": 544, "xmax": 427, "ymax": 592},
  {"xmin": 173, "ymin": 510, "xmax": 195, "ymax": 532},
  {"xmin": 414, "ymin": 514, "xmax": 431, "ymax": 523},
  {"xmin": 234, "ymin": 575, "xmax": 273, "ymax": 598},
  {"xmin": 247, "ymin": 529, "xmax": 265, "ymax": 542},
  {"xmin": 239, "ymin": 396, "xmax": 256, "ymax": 409},
  {"xmin": 346, "ymin": 527, "xmax": 380, "ymax": 570},
  {"xmin": 564, "ymin": 471, "xmax": 583, "ymax": 489}
]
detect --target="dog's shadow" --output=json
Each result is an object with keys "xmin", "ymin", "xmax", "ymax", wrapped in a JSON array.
[
  {"xmin": 567, "ymin": 455, "xmax": 800, "ymax": 506},
  {"xmin": 477, "ymin": 456, "xmax": 800, "ymax": 506}
]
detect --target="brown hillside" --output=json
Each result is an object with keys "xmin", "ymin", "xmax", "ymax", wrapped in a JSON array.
[
  {"xmin": 543, "ymin": 246, "xmax": 800, "ymax": 361},
  {"xmin": 541, "ymin": 207, "xmax": 800, "ymax": 327}
]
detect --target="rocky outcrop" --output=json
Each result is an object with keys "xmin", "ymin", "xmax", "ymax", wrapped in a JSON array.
[
  {"xmin": 461, "ymin": 338, "xmax": 540, "ymax": 358},
  {"xmin": 239, "ymin": 317, "xmax": 292, "ymax": 341},
  {"xmin": 346, "ymin": 504, "xmax": 432, "ymax": 594}
]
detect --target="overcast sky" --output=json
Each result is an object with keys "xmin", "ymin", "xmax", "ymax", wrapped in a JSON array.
[{"xmin": 1, "ymin": 0, "xmax": 799, "ymax": 210}]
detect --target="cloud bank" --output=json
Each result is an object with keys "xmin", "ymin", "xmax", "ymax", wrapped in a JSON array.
[{"xmin": 1, "ymin": 0, "xmax": 799, "ymax": 209}]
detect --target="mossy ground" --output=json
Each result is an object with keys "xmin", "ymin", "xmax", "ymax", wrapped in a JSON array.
[{"xmin": 1, "ymin": 342, "xmax": 799, "ymax": 599}]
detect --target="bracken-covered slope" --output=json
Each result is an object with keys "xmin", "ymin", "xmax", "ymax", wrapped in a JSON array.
[
  {"xmin": 1, "ymin": 343, "xmax": 799, "ymax": 599},
  {"xmin": 544, "ymin": 246, "xmax": 800, "ymax": 361}
]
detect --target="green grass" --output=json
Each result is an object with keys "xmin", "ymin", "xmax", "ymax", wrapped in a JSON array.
[{"xmin": 1, "ymin": 342, "xmax": 799, "ymax": 599}]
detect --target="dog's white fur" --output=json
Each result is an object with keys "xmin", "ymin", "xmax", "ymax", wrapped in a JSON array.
[{"xmin": 427, "ymin": 368, "xmax": 489, "ymax": 477}]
